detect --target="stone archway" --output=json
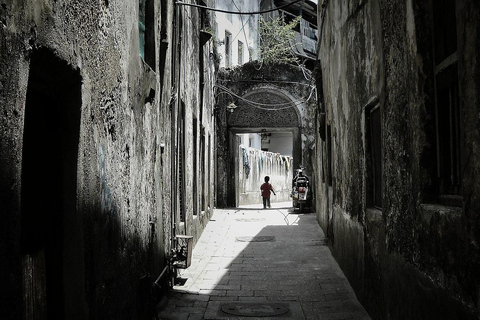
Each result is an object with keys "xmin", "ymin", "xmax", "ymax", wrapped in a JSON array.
[
  {"xmin": 215, "ymin": 63, "xmax": 317, "ymax": 208},
  {"xmin": 223, "ymin": 87, "xmax": 306, "ymax": 207},
  {"xmin": 227, "ymin": 86, "xmax": 304, "ymax": 171}
]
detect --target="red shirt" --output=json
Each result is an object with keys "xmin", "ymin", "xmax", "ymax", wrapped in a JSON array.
[{"xmin": 260, "ymin": 182, "xmax": 274, "ymax": 198}]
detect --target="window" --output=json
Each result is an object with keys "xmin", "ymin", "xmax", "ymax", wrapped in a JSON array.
[
  {"xmin": 366, "ymin": 104, "xmax": 382, "ymax": 209},
  {"xmin": 193, "ymin": 118, "xmax": 198, "ymax": 215},
  {"xmin": 200, "ymin": 127, "xmax": 206, "ymax": 211},
  {"xmin": 139, "ymin": 0, "xmax": 155, "ymax": 69},
  {"xmin": 179, "ymin": 101, "xmax": 186, "ymax": 222},
  {"xmin": 327, "ymin": 125, "xmax": 332, "ymax": 187},
  {"xmin": 208, "ymin": 134, "xmax": 212, "ymax": 209},
  {"xmin": 159, "ymin": 0, "xmax": 169, "ymax": 88},
  {"xmin": 213, "ymin": 21, "xmax": 218, "ymax": 41},
  {"xmin": 225, "ymin": 30, "xmax": 232, "ymax": 67},
  {"xmin": 238, "ymin": 41, "xmax": 244, "ymax": 65},
  {"xmin": 433, "ymin": 0, "xmax": 462, "ymax": 198},
  {"xmin": 139, "ymin": 0, "xmax": 145, "ymax": 58}
]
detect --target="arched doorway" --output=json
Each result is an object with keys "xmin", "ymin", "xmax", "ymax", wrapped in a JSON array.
[
  {"xmin": 226, "ymin": 87, "xmax": 305, "ymax": 207},
  {"xmin": 215, "ymin": 63, "xmax": 317, "ymax": 209}
]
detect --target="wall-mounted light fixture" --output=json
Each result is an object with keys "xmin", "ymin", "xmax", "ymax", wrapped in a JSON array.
[{"xmin": 226, "ymin": 102, "xmax": 237, "ymax": 113}]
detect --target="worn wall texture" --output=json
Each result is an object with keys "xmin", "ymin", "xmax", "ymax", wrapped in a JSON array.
[
  {"xmin": 0, "ymin": 0, "xmax": 216, "ymax": 319},
  {"xmin": 315, "ymin": 0, "xmax": 480, "ymax": 319},
  {"xmin": 216, "ymin": 62, "xmax": 317, "ymax": 208},
  {"xmin": 175, "ymin": 0, "xmax": 217, "ymax": 246}
]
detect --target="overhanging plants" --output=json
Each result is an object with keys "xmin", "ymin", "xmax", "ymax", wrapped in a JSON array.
[{"xmin": 259, "ymin": 15, "xmax": 301, "ymax": 65}]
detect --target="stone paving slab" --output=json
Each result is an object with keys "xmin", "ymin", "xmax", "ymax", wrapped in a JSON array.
[{"xmin": 157, "ymin": 202, "xmax": 371, "ymax": 320}]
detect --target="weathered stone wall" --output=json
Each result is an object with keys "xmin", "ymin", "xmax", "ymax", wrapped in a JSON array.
[
  {"xmin": 315, "ymin": 0, "xmax": 480, "ymax": 319},
  {"xmin": 0, "ymin": 0, "xmax": 216, "ymax": 318},
  {"xmin": 176, "ymin": 0, "xmax": 217, "ymax": 245},
  {"xmin": 315, "ymin": 0, "xmax": 384, "ymax": 304}
]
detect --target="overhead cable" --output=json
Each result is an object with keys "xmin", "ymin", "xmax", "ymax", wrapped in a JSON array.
[
  {"xmin": 175, "ymin": 0, "xmax": 304, "ymax": 15},
  {"xmin": 220, "ymin": 79, "xmax": 313, "ymax": 86},
  {"xmin": 231, "ymin": 0, "xmax": 251, "ymax": 46},
  {"xmin": 215, "ymin": 84, "xmax": 316, "ymax": 111}
]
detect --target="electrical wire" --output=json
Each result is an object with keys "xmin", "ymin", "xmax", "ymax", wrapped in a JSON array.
[
  {"xmin": 231, "ymin": 0, "xmax": 251, "ymax": 45},
  {"xmin": 215, "ymin": 84, "xmax": 316, "ymax": 111},
  {"xmin": 175, "ymin": 0, "xmax": 304, "ymax": 15},
  {"xmin": 220, "ymin": 78, "xmax": 313, "ymax": 86},
  {"xmin": 232, "ymin": 15, "xmax": 251, "ymax": 44},
  {"xmin": 215, "ymin": 89, "xmax": 236, "ymax": 102},
  {"xmin": 228, "ymin": 83, "xmax": 315, "ymax": 108}
]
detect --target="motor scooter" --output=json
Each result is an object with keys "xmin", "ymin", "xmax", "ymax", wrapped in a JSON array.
[{"xmin": 291, "ymin": 168, "xmax": 310, "ymax": 213}]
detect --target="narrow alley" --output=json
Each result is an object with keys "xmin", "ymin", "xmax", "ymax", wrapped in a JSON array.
[
  {"xmin": 2, "ymin": 0, "xmax": 480, "ymax": 319},
  {"xmin": 157, "ymin": 202, "xmax": 371, "ymax": 320}
]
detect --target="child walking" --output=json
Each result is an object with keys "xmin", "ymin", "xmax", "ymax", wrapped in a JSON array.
[{"xmin": 260, "ymin": 176, "xmax": 276, "ymax": 209}]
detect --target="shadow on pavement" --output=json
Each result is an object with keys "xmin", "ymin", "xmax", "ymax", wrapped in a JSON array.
[{"xmin": 157, "ymin": 205, "xmax": 370, "ymax": 319}]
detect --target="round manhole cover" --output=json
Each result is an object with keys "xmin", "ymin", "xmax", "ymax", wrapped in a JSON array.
[
  {"xmin": 235, "ymin": 236, "xmax": 275, "ymax": 242},
  {"xmin": 221, "ymin": 302, "xmax": 289, "ymax": 317}
]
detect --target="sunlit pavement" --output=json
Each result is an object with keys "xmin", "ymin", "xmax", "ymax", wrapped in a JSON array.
[{"xmin": 157, "ymin": 202, "xmax": 371, "ymax": 320}]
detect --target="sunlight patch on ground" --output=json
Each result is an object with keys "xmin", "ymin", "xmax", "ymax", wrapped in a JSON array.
[{"xmin": 173, "ymin": 202, "xmax": 308, "ymax": 292}]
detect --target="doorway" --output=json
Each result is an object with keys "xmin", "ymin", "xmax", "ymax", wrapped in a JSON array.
[
  {"xmin": 231, "ymin": 129, "xmax": 296, "ymax": 207},
  {"xmin": 21, "ymin": 48, "xmax": 85, "ymax": 319}
]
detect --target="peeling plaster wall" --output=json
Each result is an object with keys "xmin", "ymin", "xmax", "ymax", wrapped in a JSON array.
[
  {"xmin": 315, "ymin": 0, "xmax": 480, "ymax": 319},
  {"xmin": 0, "ymin": 0, "xmax": 216, "ymax": 318}
]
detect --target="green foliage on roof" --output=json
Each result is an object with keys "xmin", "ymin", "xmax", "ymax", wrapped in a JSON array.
[{"xmin": 259, "ymin": 15, "xmax": 301, "ymax": 65}]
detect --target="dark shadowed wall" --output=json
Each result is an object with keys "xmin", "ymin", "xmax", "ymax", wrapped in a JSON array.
[{"xmin": 314, "ymin": 0, "xmax": 480, "ymax": 319}]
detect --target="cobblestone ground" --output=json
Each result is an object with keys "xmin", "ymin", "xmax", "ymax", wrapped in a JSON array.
[{"xmin": 157, "ymin": 202, "xmax": 371, "ymax": 320}]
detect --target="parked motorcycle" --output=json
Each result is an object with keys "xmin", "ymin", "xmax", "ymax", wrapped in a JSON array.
[{"xmin": 291, "ymin": 168, "xmax": 310, "ymax": 213}]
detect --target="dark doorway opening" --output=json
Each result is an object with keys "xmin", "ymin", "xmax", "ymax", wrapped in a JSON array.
[{"xmin": 21, "ymin": 48, "xmax": 85, "ymax": 319}]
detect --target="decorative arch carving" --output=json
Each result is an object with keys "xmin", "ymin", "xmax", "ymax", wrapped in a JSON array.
[{"xmin": 227, "ymin": 88, "xmax": 301, "ymax": 128}]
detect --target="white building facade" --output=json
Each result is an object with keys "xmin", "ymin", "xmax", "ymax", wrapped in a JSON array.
[{"xmin": 213, "ymin": 0, "xmax": 260, "ymax": 68}]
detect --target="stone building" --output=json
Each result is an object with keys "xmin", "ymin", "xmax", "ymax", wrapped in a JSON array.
[
  {"xmin": 0, "ymin": 0, "xmax": 216, "ymax": 319},
  {"xmin": 314, "ymin": 0, "xmax": 480, "ymax": 319}
]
